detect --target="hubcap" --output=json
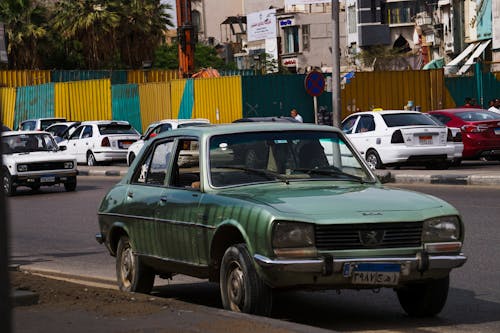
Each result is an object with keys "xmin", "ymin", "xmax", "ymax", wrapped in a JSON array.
[
  {"xmin": 226, "ymin": 261, "xmax": 245, "ymax": 312},
  {"xmin": 120, "ymin": 246, "xmax": 135, "ymax": 288},
  {"xmin": 3, "ymin": 173, "xmax": 10, "ymax": 194},
  {"xmin": 366, "ymin": 154, "xmax": 377, "ymax": 170},
  {"xmin": 88, "ymin": 154, "xmax": 95, "ymax": 166}
]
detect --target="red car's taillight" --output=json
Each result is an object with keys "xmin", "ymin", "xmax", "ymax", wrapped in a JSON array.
[
  {"xmin": 461, "ymin": 125, "xmax": 488, "ymax": 133},
  {"xmin": 101, "ymin": 137, "xmax": 110, "ymax": 147}
]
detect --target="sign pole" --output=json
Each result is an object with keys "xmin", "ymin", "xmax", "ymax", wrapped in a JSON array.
[
  {"xmin": 331, "ymin": 0, "xmax": 341, "ymax": 127},
  {"xmin": 314, "ymin": 96, "xmax": 318, "ymax": 124}
]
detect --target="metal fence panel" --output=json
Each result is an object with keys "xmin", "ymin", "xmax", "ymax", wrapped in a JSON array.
[
  {"xmin": 138, "ymin": 82, "xmax": 172, "ymax": 132},
  {"xmin": 242, "ymin": 75, "xmax": 315, "ymax": 122},
  {"xmin": 54, "ymin": 79, "xmax": 112, "ymax": 122},
  {"xmin": 13, "ymin": 83, "xmax": 55, "ymax": 129},
  {"xmin": 112, "ymin": 84, "xmax": 142, "ymax": 133},
  {"xmin": 194, "ymin": 76, "xmax": 242, "ymax": 123},
  {"xmin": 127, "ymin": 70, "xmax": 179, "ymax": 84},
  {"xmin": 0, "ymin": 87, "xmax": 16, "ymax": 129},
  {"xmin": 51, "ymin": 70, "xmax": 128, "ymax": 85},
  {"xmin": 0, "ymin": 70, "xmax": 51, "ymax": 87},
  {"xmin": 170, "ymin": 79, "xmax": 190, "ymax": 119}
]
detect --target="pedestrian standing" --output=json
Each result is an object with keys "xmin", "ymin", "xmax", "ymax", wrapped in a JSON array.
[{"xmin": 290, "ymin": 108, "xmax": 303, "ymax": 122}]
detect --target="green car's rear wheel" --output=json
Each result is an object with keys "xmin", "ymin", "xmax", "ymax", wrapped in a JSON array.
[
  {"xmin": 116, "ymin": 235, "xmax": 155, "ymax": 293},
  {"xmin": 220, "ymin": 244, "xmax": 273, "ymax": 316}
]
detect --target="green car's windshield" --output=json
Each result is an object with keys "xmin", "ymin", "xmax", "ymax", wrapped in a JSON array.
[{"xmin": 209, "ymin": 130, "xmax": 375, "ymax": 187}]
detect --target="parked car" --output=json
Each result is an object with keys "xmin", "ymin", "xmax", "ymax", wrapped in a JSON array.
[
  {"xmin": 341, "ymin": 110, "xmax": 455, "ymax": 169},
  {"xmin": 127, "ymin": 118, "xmax": 209, "ymax": 165},
  {"xmin": 425, "ymin": 113, "xmax": 464, "ymax": 166},
  {"xmin": 59, "ymin": 120, "xmax": 140, "ymax": 166},
  {"xmin": 19, "ymin": 117, "xmax": 67, "ymax": 131},
  {"xmin": 2, "ymin": 131, "xmax": 77, "ymax": 195},
  {"xmin": 428, "ymin": 108, "xmax": 500, "ymax": 161},
  {"xmin": 45, "ymin": 121, "xmax": 81, "ymax": 143},
  {"xmin": 1, "ymin": 124, "xmax": 11, "ymax": 132},
  {"xmin": 96, "ymin": 123, "xmax": 466, "ymax": 317}
]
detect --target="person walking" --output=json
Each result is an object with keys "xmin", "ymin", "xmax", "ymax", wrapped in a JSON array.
[{"xmin": 290, "ymin": 108, "xmax": 303, "ymax": 122}]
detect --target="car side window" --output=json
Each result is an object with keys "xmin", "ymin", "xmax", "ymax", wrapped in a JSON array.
[
  {"xmin": 169, "ymin": 139, "xmax": 200, "ymax": 189},
  {"xmin": 355, "ymin": 115, "xmax": 375, "ymax": 133},
  {"xmin": 69, "ymin": 126, "xmax": 84, "ymax": 140},
  {"xmin": 433, "ymin": 114, "xmax": 451, "ymax": 124},
  {"xmin": 82, "ymin": 126, "xmax": 93, "ymax": 138},
  {"xmin": 341, "ymin": 116, "xmax": 358, "ymax": 134},
  {"xmin": 21, "ymin": 121, "xmax": 35, "ymax": 131},
  {"xmin": 133, "ymin": 140, "xmax": 175, "ymax": 186}
]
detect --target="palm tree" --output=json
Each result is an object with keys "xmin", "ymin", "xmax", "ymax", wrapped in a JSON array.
[
  {"xmin": 117, "ymin": 0, "xmax": 174, "ymax": 68},
  {"xmin": 52, "ymin": 0, "xmax": 120, "ymax": 68},
  {"xmin": 0, "ymin": 0, "xmax": 47, "ymax": 69}
]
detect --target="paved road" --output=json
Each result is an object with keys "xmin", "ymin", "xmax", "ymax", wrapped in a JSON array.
[{"xmin": 7, "ymin": 178, "xmax": 500, "ymax": 332}]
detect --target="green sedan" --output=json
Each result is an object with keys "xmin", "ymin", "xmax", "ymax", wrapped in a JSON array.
[{"xmin": 96, "ymin": 122, "xmax": 466, "ymax": 317}]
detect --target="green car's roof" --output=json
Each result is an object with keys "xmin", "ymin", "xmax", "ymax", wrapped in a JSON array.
[{"xmin": 155, "ymin": 122, "xmax": 342, "ymax": 139}]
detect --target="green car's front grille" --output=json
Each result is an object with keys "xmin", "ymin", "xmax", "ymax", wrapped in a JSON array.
[{"xmin": 315, "ymin": 222, "xmax": 423, "ymax": 250}]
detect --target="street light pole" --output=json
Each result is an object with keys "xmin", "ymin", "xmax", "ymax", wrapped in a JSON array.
[{"xmin": 331, "ymin": 0, "xmax": 341, "ymax": 127}]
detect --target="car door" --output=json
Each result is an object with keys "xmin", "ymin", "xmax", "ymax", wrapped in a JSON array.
[
  {"xmin": 347, "ymin": 115, "xmax": 377, "ymax": 157},
  {"xmin": 124, "ymin": 139, "xmax": 176, "ymax": 258},
  {"xmin": 154, "ymin": 137, "xmax": 204, "ymax": 265},
  {"xmin": 64, "ymin": 126, "xmax": 85, "ymax": 163}
]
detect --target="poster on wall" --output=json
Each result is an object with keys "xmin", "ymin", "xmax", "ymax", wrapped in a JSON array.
[
  {"xmin": 285, "ymin": 0, "xmax": 330, "ymax": 5},
  {"xmin": 247, "ymin": 9, "xmax": 277, "ymax": 42}
]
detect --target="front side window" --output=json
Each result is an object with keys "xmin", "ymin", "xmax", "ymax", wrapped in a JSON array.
[
  {"xmin": 341, "ymin": 116, "xmax": 358, "ymax": 134},
  {"xmin": 69, "ymin": 126, "xmax": 84, "ymax": 140},
  {"xmin": 134, "ymin": 140, "xmax": 175, "ymax": 186},
  {"xmin": 284, "ymin": 26, "xmax": 299, "ymax": 53},
  {"xmin": 82, "ymin": 126, "xmax": 93, "ymax": 138},
  {"xmin": 348, "ymin": 5, "xmax": 357, "ymax": 33},
  {"xmin": 209, "ymin": 131, "xmax": 374, "ymax": 187}
]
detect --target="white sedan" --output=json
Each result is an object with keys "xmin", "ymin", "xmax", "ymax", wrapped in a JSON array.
[
  {"xmin": 59, "ymin": 120, "xmax": 140, "ymax": 166},
  {"xmin": 341, "ymin": 110, "xmax": 455, "ymax": 169},
  {"xmin": 127, "ymin": 119, "xmax": 209, "ymax": 165}
]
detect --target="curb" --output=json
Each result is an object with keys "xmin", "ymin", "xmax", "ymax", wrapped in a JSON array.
[
  {"xmin": 392, "ymin": 173, "xmax": 500, "ymax": 186},
  {"xmin": 77, "ymin": 169, "xmax": 128, "ymax": 177}
]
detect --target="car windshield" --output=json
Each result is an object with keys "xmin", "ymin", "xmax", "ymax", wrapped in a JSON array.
[
  {"xmin": 209, "ymin": 130, "xmax": 375, "ymax": 187},
  {"xmin": 2, "ymin": 133, "xmax": 58, "ymax": 154},
  {"xmin": 178, "ymin": 122, "xmax": 208, "ymax": 128},
  {"xmin": 382, "ymin": 113, "xmax": 438, "ymax": 127},
  {"xmin": 98, "ymin": 124, "xmax": 138, "ymax": 135},
  {"xmin": 455, "ymin": 110, "xmax": 500, "ymax": 121}
]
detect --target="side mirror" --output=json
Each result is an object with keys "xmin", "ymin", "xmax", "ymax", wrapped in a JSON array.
[{"xmin": 59, "ymin": 145, "xmax": 67, "ymax": 151}]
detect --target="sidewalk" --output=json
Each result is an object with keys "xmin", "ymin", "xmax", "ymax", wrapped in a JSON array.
[{"xmin": 77, "ymin": 160, "xmax": 500, "ymax": 186}]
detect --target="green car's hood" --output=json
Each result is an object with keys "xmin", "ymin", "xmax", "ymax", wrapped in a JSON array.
[{"xmin": 219, "ymin": 183, "xmax": 452, "ymax": 221}]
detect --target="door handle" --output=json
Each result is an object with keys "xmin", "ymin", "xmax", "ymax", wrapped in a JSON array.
[
  {"xmin": 127, "ymin": 191, "xmax": 134, "ymax": 198},
  {"xmin": 160, "ymin": 196, "xmax": 168, "ymax": 203}
]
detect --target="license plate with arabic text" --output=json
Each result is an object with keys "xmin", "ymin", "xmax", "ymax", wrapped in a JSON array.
[
  {"xmin": 345, "ymin": 263, "xmax": 400, "ymax": 286},
  {"xmin": 40, "ymin": 176, "xmax": 56, "ymax": 183},
  {"xmin": 419, "ymin": 135, "xmax": 433, "ymax": 145}
]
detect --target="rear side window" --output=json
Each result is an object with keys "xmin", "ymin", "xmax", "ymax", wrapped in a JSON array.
[
  {"xmin": 21, "ymin": 121, "xmax": 35, "ymax": 130},
  {"xmin": 382, "ymin": 113, "xmax": 437, "ymax": 127},
  {"xmin": 98, "ymin": 124, "xmax": 138, "ymax": 135},
  {"xmin": 40, "ymin": 119, "xmax": 65, "ymax": 130},
  {"xmin": 431, "ymin": 114, "xmax": 451, "ymax": 124}
]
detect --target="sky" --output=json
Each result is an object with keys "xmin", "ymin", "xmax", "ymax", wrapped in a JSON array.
[{"xmin": 162, "ymin": 0, "xmax": 177, "ymax": 27}]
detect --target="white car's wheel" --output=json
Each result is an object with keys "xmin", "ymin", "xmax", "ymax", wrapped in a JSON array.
[
  {"xmin": 2, "ymin": 169, "xmax": 16, "ymax": 196},
  {"xmin": 365, "ymin": 149, "xmax": 383, "ymax": 169},
  {"xmin": 87, "ymin": 152, "xmax": 97, "ymax": 166}
]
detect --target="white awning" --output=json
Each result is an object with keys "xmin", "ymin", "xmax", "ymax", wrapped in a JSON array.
[
  {"xmin": 457, "ymin": 40, "xmax": 492, "ymax": 75},
  {"xmin": 446, "ymin": 42, "xmax": 478, "ymax": 68}
]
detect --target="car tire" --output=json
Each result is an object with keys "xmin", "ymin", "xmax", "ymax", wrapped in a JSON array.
[
  {"xmin": 220, "ymin": 244, "xmax": 273, "ymax": 315},
  {"xmin": 2, "ymin": 169, "xmax": 16, "ymax": 196},
  {"xmin": 365, "ymin": 149, "xmax": 383, "ymax": 170},
  {"xmin": 396, "ymin": 276, "xmax": 449, "ymax": 317},
  {"xmin": 64, "ymin": 176, "xmax": 77, "ymax": 192},
  {"xmin": 128, "ymin": 152, "xmax": 135, "ymax": 166},
  {"xmin": 87, "ymin": 152, "xmax": 98, "ymax": 166},
  {"xmin": 116, "ymin": 235, "xmax": 155, "ymax": 293}
]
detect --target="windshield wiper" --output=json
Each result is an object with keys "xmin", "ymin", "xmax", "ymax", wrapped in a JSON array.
[
  {"xmin": 291, "ymin": 166, "xmax": 368, "ymax": 183},
  {"xmin": 216, "ymin": 166, "xmax": 290, "ymax": 184}
]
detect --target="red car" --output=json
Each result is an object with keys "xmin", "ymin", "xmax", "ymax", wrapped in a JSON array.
[{"xmin": 429, "ymin": 108, "xmax": 500, "ymax": 161}]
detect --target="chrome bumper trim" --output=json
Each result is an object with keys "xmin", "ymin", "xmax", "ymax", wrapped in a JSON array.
[{"xmin": 254, "ymin": 253, "xmax": 467, "ymax": 275}]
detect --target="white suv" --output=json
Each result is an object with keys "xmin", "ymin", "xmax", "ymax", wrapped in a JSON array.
[
  {"xmin": 59, "ymin": 120, "xmax": 140, "ymax": 166},
  {"xmin": 127, "ymin": 119, "xmax": 209, "ymax": 165},
  {"xmin": 341, "ymin": 110, "xmax": 455, "ymax": 169}
]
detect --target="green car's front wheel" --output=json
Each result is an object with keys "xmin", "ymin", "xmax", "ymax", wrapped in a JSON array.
[
  {"xmin": 116, "ymin": 235, "xmax": 155, "ymax": 293},
  {"xmin": 220, "ymin": 244, "xmax": 273, "ymax": 316},
  {"xmin": 396, "ymin": 275, "xmax": 449, "ymax": 317}
]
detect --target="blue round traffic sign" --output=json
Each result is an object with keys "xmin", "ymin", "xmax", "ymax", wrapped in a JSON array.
[{"xmin": 304, "ymin": 71, "xmax": 325, "ymax": 97}]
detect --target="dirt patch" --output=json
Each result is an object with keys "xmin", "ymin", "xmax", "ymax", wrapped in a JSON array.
[{"xmin": 10, "ymin": 270, "xmax": 177, "ymax": 317}]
